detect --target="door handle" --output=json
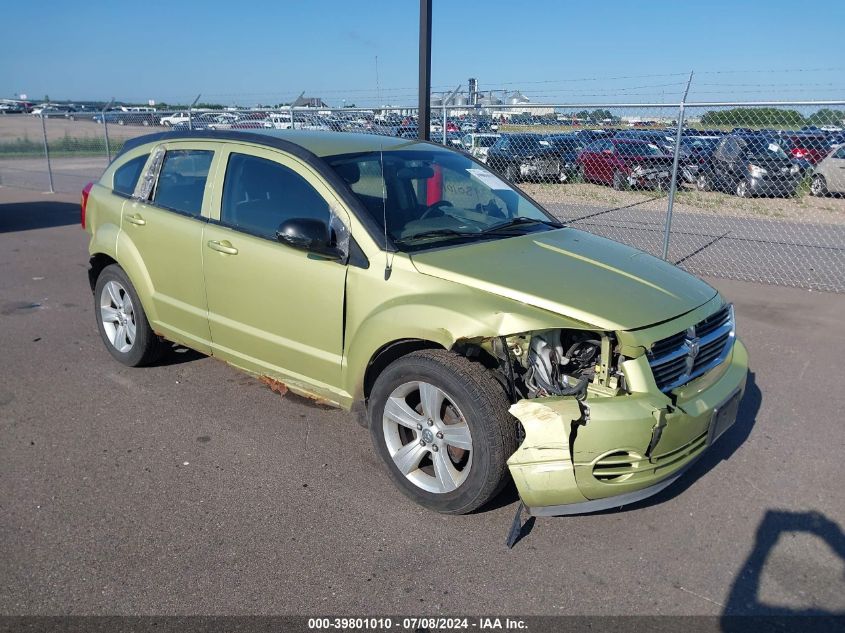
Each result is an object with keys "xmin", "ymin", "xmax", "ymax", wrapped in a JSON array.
[
  {"xmin": 207, "ymin": 240, "xmax": 238, "ymax": 255},
  {"xmin": 125, "ymin": 213, "xmax": 146, "ymax": 226}
]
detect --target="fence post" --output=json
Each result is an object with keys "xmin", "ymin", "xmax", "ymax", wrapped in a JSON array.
[
  {"xmin": 40, "ymin": 114, "xmax": 54, "ymax": 193},
  {"xmin": 102, "ymin": 98, "xmax": 115, "ymax": 163},
  {"xmin": 188, "ymin": 93, "xmax": 201, "ymax": 131},
  {"xmin": 442, "ymin": 103, "xmax": 448, "ymax": 146},
  {"xmin": 662, "ymin": 71, "xmax": 694, "ymax": 261}
]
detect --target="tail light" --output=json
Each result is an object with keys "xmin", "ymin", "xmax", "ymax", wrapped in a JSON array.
[
  {"xmin": 81, "ymin": 181, "xmax": 93, "ymax": 229},
  {"xmin": 792, "ymin": 148, "xmax": 808, "ymax": 158}
]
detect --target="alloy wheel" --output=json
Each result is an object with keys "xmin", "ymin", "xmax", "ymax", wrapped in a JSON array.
[
  {"xmin": 382, "ymin": 381, "xmax": 473, "ymax": 494},
  {"xmin": 100, "ymin": 280, "xmax": 136, "ymax": 354}
]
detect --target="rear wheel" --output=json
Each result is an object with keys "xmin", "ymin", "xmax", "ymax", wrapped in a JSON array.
[
  {"xmin": 810, "ymin": 174, "xmax": 828, "ymax": 197},
  {"xmin": 735, "ymin": 179, "xmax": 750, "ymax": 198},
  {"xmin": 696, "ymin": 173, "xmax": 712, "ymax": 191},
  {"xmin": 369, "ymin": 350, "xmax": 517, "ymax": 514},
  {"xmin": 94, "ymin": 265, "xmax": 164, "ymax": 367}
]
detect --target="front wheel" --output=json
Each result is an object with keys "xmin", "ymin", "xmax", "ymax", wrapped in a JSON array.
[
  {"xmin": 369, "ymin": 350, "xmax": 518, "ymax": 514},
  {"xmin": 735, "ymin": 179, "xmax": 750, "ymax": 198},
  {"xmin": 94, "ymin": 265, "xmax": 164, "ymax": 367},
  {"xmin": 810, "ymin": 174, "xmax": 828, "ymax": 197},
  {"xmin": 696, "ymin": 173, "xmax": 712, "ymax": 191},
  {"xmin": 504, "ymin": 164, "xmax": 519, "ymax": 183}
]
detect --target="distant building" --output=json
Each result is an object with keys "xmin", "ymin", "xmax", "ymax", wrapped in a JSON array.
[{"xmin": 291, "ymin": 93, "xmax": 329, "ymax": 108}]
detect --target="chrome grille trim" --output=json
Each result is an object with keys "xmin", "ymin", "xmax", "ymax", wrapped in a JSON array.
[{"xmin": 648, "ymin": 304, "xmax": 735, "ymax": 392}]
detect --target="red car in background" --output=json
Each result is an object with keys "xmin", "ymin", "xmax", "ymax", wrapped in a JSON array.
[
  {"xmin": 785, "ymin": 134, "xmax": 828, "ymax": 165},
  {"xmin": 577, "ymin": 138, "xmax": 674, "ymax": 190}
]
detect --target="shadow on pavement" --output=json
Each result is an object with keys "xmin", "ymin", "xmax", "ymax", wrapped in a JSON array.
[
  {"xmin": 0, "ymin": 200, "xmax": 80, "ymax": 232},
  {"xmin": 721, "ymin": 509, "xmax": 845, "ymax": 631}
]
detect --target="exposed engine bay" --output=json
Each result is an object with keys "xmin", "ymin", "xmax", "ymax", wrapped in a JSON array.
[{"xmin": 467, "ymin": 329, "xmax": 624, "ymax": 404}]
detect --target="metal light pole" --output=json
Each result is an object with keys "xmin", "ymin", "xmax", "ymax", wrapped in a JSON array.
[
  {"xmin": 418, "ymin": 0, "xmax": 432, "ymax": 141},
  {"xmin": 662, "ymin": 71, "xmax": 694, "ymax": 261}
]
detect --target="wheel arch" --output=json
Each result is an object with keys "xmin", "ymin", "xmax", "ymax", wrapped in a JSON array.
[
  {"xmin": 363, "ymin": 338, "xmax": 446, "ymax": 402},
  {"xmin": 87, "ymin": 253, "xmax": 117, "ymax": 292}
]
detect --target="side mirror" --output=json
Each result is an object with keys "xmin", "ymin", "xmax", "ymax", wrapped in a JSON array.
[{"xmin": 276, "ymin": 217, "xmax": 343, "ymax": 260}]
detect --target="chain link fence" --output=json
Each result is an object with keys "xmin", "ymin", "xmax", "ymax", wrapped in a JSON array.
[{"xmin": 1, "ymin": 100, "xmax": 843, "ymax": 292}]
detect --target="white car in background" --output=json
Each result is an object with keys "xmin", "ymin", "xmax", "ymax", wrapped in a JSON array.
[
  {"xmin": 461, "ymin": 133, "xmax": 501, "ymax": 163},
  {"xmin": 159, "ymin": 112, "xmax": 191, "ymax": 127},
  {"xmin": 810, "ymin": 145, "xmax": 845, "ymax": 196}
]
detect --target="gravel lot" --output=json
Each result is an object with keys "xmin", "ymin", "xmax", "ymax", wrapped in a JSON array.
[{"xmin": 1, "ymin": 186, "xmax": 844, "ymax": 619}]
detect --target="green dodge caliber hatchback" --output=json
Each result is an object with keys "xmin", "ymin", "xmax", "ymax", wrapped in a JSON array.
[{"xmin": 82, "ymin": 130, "xmax": 748, "ymax": 516}]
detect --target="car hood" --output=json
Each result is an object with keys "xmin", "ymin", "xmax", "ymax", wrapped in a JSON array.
[{"xmin": 409, "ymin": 228, "xmax": 717, "ymax": 331}]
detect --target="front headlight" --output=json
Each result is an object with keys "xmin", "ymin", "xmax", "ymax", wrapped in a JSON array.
[
  {"xmin": 748, "ymin": 163, "xmax": 768, "ymax": 178},
  {"xmin": 632, "ymin": 166, "xmax": 645, "ymax": 176}
]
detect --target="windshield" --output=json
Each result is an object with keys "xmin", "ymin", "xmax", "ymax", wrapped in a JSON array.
[
  {"xmin": 617, "ymin": 141, "xmax": 664, "ymax": 157},
  {"xmin": 326, "ymin": 148, "xmax": 559, "ymax": 251},
  {"xmin": 476, "ymin": 136, "xmax": 498, "ymax": 148},
  {"xmin": 744, "ymin": 139, "xmax": 789, "ymax": 159}
]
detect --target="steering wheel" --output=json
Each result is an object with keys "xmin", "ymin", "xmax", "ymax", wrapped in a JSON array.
[{"xmin": 419, "ymin": 200, "xmax": 454, "ymax": 220}]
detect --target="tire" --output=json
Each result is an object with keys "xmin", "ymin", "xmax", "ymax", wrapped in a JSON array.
[
  {"xmin": 368, "ymin": 349, "xmax": 518, "ymax": 515},
  {"xmin": 612, "ymin": 170, "xmax": 627, "ymax": 191},
  {"xmin": 576, "ymin": 163, "xmax": 586, "ymax": 183},
  {"xmin": 810, "ymin": 174, "xmax": 828, "ymax": 197},
  {"xmin": 117, "ymin": 119, "xmax": 125, "ymax": 126},
  {"xmin": 735, "ymin": 179, "xmax": 750, "ymax": 198},
  {"xmin": 68, "ymin": 115, "xmax": 76, "ymax": 121},
  {"xmin": 94, "ymin": 264, "xmax": 164, "ymax": 367},
  {"xmin": 696, "ymin": 173, "xmax": 712, "ymax": 192},
  {"xmin": 504, "ymin": 164, "xmax": 519, "ymax": 183},
  {"xmin": 163, "ymin": 121, "xmax": 172, "ymax": 127},
  {"xmin": 141, "ymin": 120, "xmax": 150, "ymax": 127}
]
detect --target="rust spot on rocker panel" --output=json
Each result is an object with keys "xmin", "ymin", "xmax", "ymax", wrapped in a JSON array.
[{"xmin": 260, "ymin": 375, "xmax": 289, "ymax": 397}]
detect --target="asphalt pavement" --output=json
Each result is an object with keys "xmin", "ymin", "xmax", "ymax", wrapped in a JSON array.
[{"xmin": 1, "ymin": 186, "xmax": 844, "ymax": 617}]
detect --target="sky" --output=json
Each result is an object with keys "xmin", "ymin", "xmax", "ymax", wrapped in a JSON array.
[{"xmin": 1, "ymin": 0, "xmax": 843, "ymax": 107}]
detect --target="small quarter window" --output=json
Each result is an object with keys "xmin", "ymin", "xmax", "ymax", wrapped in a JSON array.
[
  {"xmin": 113, "ymin": 154, "xmax": 149, "ymax": 196},
  {"xmin": 153, "ymin": 149, "xmax": 214, "ymax": 216},
  {"xmin": 221, "ymin": 153, "xmax": 330, "ymax": 240}
]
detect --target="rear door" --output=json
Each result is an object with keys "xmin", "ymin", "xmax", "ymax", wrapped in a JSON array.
[
  {"xmin": 201, "ymin": 144, "xmax": 350, "ymax": 398},
  {"xmin": 116, "ymin": 141, "xmax": 221, "ymax": 352}
]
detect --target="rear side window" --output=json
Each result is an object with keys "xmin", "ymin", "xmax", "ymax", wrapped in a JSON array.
[
  {"xmin": 113, "ymin": 154, "xmax": 149, "ymax": 196},
  {"xmin": 221, "ymin": 153, "xmax": 329, "ymax": 240},
  {"xmin": 153, "ymin": 149, "xmax": 213, "ymax": 216}
]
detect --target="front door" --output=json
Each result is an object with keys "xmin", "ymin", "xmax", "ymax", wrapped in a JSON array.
[{"xmin": 202, "ymin": 145, "xmax": 349, "ymax": 399}]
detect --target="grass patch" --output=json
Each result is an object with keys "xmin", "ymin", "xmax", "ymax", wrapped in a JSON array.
[{"xmin": 0, "ymin": 133, "xmax": 124, "ymax": 158}]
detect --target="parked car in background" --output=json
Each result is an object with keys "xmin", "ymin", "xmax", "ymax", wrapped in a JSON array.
[
  {"xmin": 614, "ymin": 129, "xmax": 676, "ymax": 154},
  {"xmin": 460, "ymin": 133, "xmax": 500, "ymax": 163},
  {"xmin": 783, "ymin": 134, "xmax": 829, "ymax": 165},
  {"xmin": 542, "ymin": 133, "xmax": 585, "ymax": 182},
  {"xmin": 94, "ymin": 110, "xmax": 158, "ymax": 126},
  {"xmin": 159, "ymin": 112, "xmax": 191, "ymax": 127},
  {"xmin": 810, "ymin": 145, "xmax": 845, "ymax": 196},
  {"xmin": 486, "ymin": 134, "xmax": 560, "ymax": 182},
  {"xmin": 697, "ymin": 134, "xmax": 801, "ymax": 197},
  {"xmin": 679, "ymin": 136, "xmax": 721, "ymax": 183},
  {"xmin": 577, "ymin": 139, "xmax": 673, "ymax": 190}
]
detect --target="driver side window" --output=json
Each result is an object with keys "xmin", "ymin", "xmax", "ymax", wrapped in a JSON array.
[{"xmin": 220, "ymin": 153, "xmax": 330, "ymax": 240}]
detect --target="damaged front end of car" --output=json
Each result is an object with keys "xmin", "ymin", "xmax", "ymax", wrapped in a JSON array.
[{"xmin": 467, "ymin": 297, "xmax": 748, "ymax": 517}]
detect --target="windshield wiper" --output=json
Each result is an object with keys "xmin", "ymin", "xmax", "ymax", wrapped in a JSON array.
[
  {"xmin": 479, "ymin": 217, "xmax": 564, "ymax": 234},
  {"xmin": 395, "ymin": 228, "xmax": 482, "ymax": 244}
]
